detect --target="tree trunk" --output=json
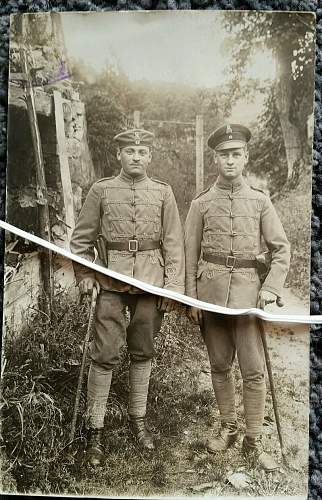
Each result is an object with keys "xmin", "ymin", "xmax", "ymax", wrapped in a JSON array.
[{"xmin": 275, "ymin": 43, "xmax": 307, "ymax": 182}]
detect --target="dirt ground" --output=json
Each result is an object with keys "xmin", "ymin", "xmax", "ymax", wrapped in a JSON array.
[
  {"xmin": 68, "ymin": 292, "xmax": 310, "ymax": 499},
  {"xmin": 1, "ymin": 288, "xmax": 310, "ymax": 499}
]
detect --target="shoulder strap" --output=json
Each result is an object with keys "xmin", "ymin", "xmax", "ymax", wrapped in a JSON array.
[
  {"xmin": 151, "ymin": 177, "xmax": 169, "ymax": 186},
  {"xmin": 250, "ymin": 185, "xmax": 267, "ymax": 195},
  {"xmin": 194, "ymin": 185, "xmax": 212, "ymax": 200},
  {"xmin": 96, "ymin": 176, "xmax": 115, "ymax": 184}
]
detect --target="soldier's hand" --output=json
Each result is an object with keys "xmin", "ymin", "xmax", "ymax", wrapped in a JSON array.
[
  {"xmin": 257, "ymin": 290, "xmax": 276, "ymax": 310},
  {"xmin": 157, "ymin": 296, "xmax": 177, "ymax": 313},
  {"xmin": 79, "ymin": 277, "xmax": 100, "ymax": 296},
  {"xmin": 187, "ymin": 306, "xmax": 203, "ymax": 326}
]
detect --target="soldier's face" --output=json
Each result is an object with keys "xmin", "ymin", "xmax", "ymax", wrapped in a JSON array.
[
  {"xmin": 215, "ymin": 147, "xmax": 248, "ymax": 180},
  {"xmin": 117, "ymin": 145, "xmax": 152, "ymax": 177}
]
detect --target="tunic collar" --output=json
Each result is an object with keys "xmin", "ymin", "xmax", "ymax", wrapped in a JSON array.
[
  {"xmin": 215, "ymin": 175, "xmax": 247, "ymax": 193},
  {"xmin": 119, "ymin": 169, "xmax": 148, "ymax": 184}
]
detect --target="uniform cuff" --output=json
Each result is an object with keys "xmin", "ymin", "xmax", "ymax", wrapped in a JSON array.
[
  {"xmin": 72, "ymin": 262, "xmax": 95, "ymax": 284},
  {"xmin": 163, "ymin": 284, "xmax": 185, "ymax": 295},
  {"xmin": 260, "ymin": 284, "xmax": 280, "ymax": 297}
]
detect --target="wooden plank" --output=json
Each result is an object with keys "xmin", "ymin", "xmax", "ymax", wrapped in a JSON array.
[
  {"xmin": 20, "ymin": 44, "xmax": 54, "ymax": 316},
  {"xmin": 144, "ymin": 118, "xmax": 195, "ymax": 126},
  {"xmin": 9, "ymin": 82, "xmax": 53, "ymax": 116},
  {"xmin": 10, "ymin": 72, "xmax": 27, "ymax": 81},
  {"xmin": 133, "ymin": 110, "xmax": 140, "ymax": 128},
  {"xmin": 195, "ymin": 114, "xmax": 204, "ymax": 194},
  {"xmin": 53, "ymin": 90, "xmax": 75, "ymax": 242}
]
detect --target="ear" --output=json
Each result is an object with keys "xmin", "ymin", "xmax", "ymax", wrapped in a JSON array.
[
  {"xmin": 148, "ymin": 149, "xmax": 152, "ymax": 163},
  {"xmin": 116, "ymin": 148, "xmax": 121, "ymax": 161},
  {"xmin": 213, "ymin": 152, "xmax": 218, "ymax": 164}
]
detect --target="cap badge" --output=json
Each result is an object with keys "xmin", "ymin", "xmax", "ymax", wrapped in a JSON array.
[
  {"xmin": 134, "ymin": 131, "xmax": 141, "ymax": 145},
  {"xmin": 226, "ymin": 124, "xmax": 232, "ymax": 136}
]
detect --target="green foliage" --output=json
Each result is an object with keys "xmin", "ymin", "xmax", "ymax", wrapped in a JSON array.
[
  {"xmin": 222, "ymin": 11, "xmax": 315, "ymax": 192},
  {"xmin": 222, "ymin": 11, "xmax": 315, "ymax": 100},
  {"xmin": 274, "ymin": 174, "xmax": 311, "ymax": 301},
  {"xmin": 1, "ymin": 296, "xmax": 89, "ymax": 493},
  {"xmin": 69, "ymin": 59, "xmax": 229, "ymax": 215},
  {"xmin": 1, "ymin": 292, "xmax": 309, "ymax": 497},
  {"xmin": 247, "ymin": 89, "xmax": 288, "ymax": 193},
  {"xmin": 0, "ymin": 295, "xmax": 207, "ymax": 495}
]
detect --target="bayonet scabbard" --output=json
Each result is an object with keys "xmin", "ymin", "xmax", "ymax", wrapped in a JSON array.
[{"xmin": 96, "ymin": 234, "xmax": 108, "ymax": 267}]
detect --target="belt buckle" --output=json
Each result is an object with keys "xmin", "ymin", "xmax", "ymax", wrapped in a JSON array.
[
  {"xmin": 226, "ymin": 255, "xmax": 236, "ymax": 270},
  {"xmin": 129, "ymin": 239, "xmax": 139, "ymax": 252}
]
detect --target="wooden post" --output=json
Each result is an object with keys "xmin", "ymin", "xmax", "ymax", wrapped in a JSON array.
[
  {"xmin": 133, "ymin": 110, "xmax": 140, "ymax": 128},
  {"xmin": 196, "ymin": 114, "xmax": 204, "ymax": 194},
  {"xmin": 53, "ymin": 91, "xmax": 75, "ymax": 242},
  {"xmin": 20, "ymin": 43, "xmax": 54, "ymax": 316}
]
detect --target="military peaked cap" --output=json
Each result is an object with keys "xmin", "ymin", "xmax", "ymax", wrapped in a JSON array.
[
  {"xmin": 113, "ymin": 128, "xmax": 154, "ymax": 148},
  {"xmin": 207, "ymin": 123, "xmax": 251, "ymax": 151}
]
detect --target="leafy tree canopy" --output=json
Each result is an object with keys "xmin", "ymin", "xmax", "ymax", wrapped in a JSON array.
[{"xmin": 221, "ymin": 11, "xmax": 315, "ymax": 193}]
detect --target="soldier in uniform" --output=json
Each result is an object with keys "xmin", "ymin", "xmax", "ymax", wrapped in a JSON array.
[
  {"xmin": 70, "ymin": 128, "xmax": 184, "ymax": 466},
  {"xmin": 185, "ymin": 123, "xmax": 290, "ymax": 470}
]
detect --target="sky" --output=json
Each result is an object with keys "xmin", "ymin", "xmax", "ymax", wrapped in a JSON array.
[{"xmin": 61, "ymin": 11, "xmax": 276, "ymax": 89}]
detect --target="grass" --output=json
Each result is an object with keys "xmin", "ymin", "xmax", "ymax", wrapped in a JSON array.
[
  {"xmin": 0, "ymin": 294, "xmax": 206, "ymax": 495},
  {"xmin": 274, "ymin": 173, "xmax": 311, "ymax": 302},
  {"xmin": 0, "ymin": 292, "xmax": 309, "ymax": 497}
]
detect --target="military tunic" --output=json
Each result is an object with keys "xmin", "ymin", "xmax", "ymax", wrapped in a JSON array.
[
  {"xmin": 185, "ymin": 175, "xmax": 291, "ymax": 438},
  {"xmin": 70, "ymin": 170, "xmax": 185, "ymax": 295},
  {"xmin": 185, "ymin": 176, "xmax": 290, "ymax": 308},
  {"xmin": 70, "ymin": 170, "xmax": 185, "ymax": 369}
]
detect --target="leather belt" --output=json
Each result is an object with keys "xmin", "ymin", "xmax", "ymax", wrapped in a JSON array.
[
  {"xmin": 203, "ymin": 253, "xmax": 257, "ymax": 269},
  {"xmin": 106, "ymin": 239, "xmax": 161, "ymax": 252}
]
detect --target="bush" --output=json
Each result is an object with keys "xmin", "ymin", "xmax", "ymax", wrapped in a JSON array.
[
  {"xmin": 274, "ymin": 173, "xmax": 311, "ymax": 301},
  {"xmin": 1, "ymin": 295, "xmax": 91, "ymax": 493},
  {"xmin": 0, "ymin": 294, "xmax": 206, "ymax": 495}
]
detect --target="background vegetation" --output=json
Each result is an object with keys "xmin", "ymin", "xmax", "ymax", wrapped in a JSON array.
[
  {"xmin": 1, "ymin": 292, "xmax": 309, "ymax": 497},
  {"xmin": 68, "ymin": 12, "xmax": 314, "ymax": 301},
  {"xmin": 1, "ymin": 11, "xmax": 314, "ymax": 496}
]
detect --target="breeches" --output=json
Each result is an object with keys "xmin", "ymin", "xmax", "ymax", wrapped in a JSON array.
[
  {"xmin": 90, "ymin": 291, "xmax": 163, "ymax": 370},
  {"xmin": 202, "ymin": 312, "xmax": 265, "ymax": 383},
  {"xmin": 202, "ymin": 313, "xmax": 266, "ymax": 437}
]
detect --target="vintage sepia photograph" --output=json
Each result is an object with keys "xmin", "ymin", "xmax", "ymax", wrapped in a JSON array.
[{"xmin": 1, "ymin": 10, "xmax": 316, "ymax": 498}]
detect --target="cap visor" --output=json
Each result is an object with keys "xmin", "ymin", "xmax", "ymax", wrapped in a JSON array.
[{"xmin": 215, "ymin": 140, "xmax": 246, "ymax": 151}]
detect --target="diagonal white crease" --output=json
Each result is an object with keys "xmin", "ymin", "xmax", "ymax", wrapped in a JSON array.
[{"xmin": 0, "ymin": 219, "xmax": 320, "ymax": 325}]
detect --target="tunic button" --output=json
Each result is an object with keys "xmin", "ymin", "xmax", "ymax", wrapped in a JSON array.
[
  {"xmin": 132, "ymin": 202, "xmax": 135, "ymax": 206},
  {"xmin": 230, "ymin": 211, "xmax": 234, "ymax": 218},
  {"xmin": 132, "ymin": 217, "xmax": 136, "ymax": 222},
  {"xmin": 231, "ymin": 232, "xmax": 237, "ymax": 237},
  {"xmin": 228, "ymin": 194, "xmax": 233, "ymax": 200},
  {"xmin": 131, "ymin": 185, "xmax": 135, "ymax": 191}
]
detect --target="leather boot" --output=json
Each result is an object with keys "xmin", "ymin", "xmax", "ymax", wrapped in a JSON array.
[
  {"xmin": 85, "ymin": 428, "xmax": 105, "ymax": 467},
  {"xmin": 242, "ymin": 436, "xmax": 279, "ymax": 471},
  {"xmin": 206, "ymin": 422, "xmax": 238, "ymax": 453},
  {"xmin": 129, "ymin": 416, "xmax": 155, "ymax": 451}
]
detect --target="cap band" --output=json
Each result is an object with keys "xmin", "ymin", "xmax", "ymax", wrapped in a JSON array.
[
  {"xmin": 113, "ymin": 128, "xmax": 154, "ymax": 148},
  {"xmin": 215, "ymin": 140, "xmax": 247, "ymax": 151}
]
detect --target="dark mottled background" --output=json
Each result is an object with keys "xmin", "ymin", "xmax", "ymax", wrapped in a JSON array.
[{"xmin": 0, "ymin": 1, "xmax": 321, "ymax": 499}]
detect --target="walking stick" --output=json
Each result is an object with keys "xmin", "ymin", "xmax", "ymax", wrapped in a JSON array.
[
  {"xmin": 256, "ymin": 297, "xmax": 288, "ymax": 465},
  {"xmin": 69, "ymin": 286, "xmax": 98, "ymax": 444}
]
